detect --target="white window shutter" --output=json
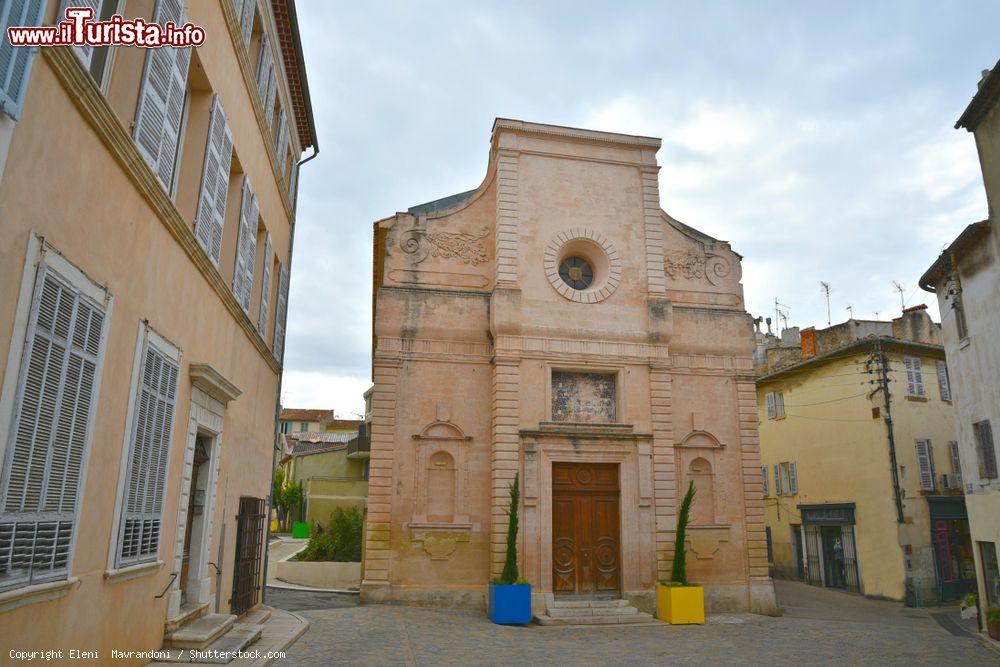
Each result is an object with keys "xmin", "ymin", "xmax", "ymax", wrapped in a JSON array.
[
  {"xmin": 765, "ymin": 392, "xmax": 776, "ymax": 420},
  {"xmin": 59, "ymin": 0, "xmax": 101, "ymax": 68},
  {"xmin": 273, "ymin": 265, "xmax": 289, "ymax": 360},
  {"xmin": 0, "ymin": 268, "xmax": 106, "ymax": 591},
  {"xmin": 256, "ymin": 33, "xmax": 272, "ymax": 105},
  {"xmin": 949, "ymin": 441, "xmax": 962, "ymax": 487},
  {"xmin": 773, "ymin": 463, "xmax": 782, "ymax": 495},
  {"xmin": 904, "ymin": 357, "xmax": 925, "ymax": 397},
  {"xmin": 779, "ymin": 463, "xmax": 791, "ymax": 495},
  {"xmin": 788, "ymin": 461, "xmax": 798, "ymax": 494},
  {"xmin": 936, "ymin": 361, "xmax": 951, "ymax": 401},
  {"xmin": 275, "ymin": 109, "xmax": 290, "ymax": 174},
  {"xmin": 0, "ymin": 0, "xmax": 47, "ymax": 120},
  {"xmin": 133, "ymin": 0, "xmax": 191, "ymax": 191},
  {"xmin": 194, "ymin": 94, "xmax": 233, "ymax": 265},
  {"xmin": 761, "ymin": 466, "xmax": 769, "ymax": 496},
  {"xmin": 257, "ymin": 234, "xmax": 272, "ymax": 336},
  {"xmin": 240, "ymin": 0, "xmax": 255, "ymax": 45},
  {"xmin": 232, "ymin": 176, "xmax": 259, "ymax": 312},
  {"xmin": 264, "ymin": 67, "xmax": 277, "ymax": 129},
  {"xmin": 775, "ymin": 392, "xmax": 785, "ymax": 418},
  {"xmin": 117, "ymin": 338, "xmax": 178, "ymax": 567},
  {"xmin": 288, "ymin": 162, "xmax": 299, "ymax": 204},
  {"xmin": 916, "ymin": 439, "xmax": 935, "ymax": 491}
]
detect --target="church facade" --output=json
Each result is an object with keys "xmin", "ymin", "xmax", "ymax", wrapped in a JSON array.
[{"xmin": 363, "ymin": 119, "xmax": 776, "ymax": 615}]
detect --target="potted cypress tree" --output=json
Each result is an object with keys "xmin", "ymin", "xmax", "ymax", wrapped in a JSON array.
[
  {"xmin": 488, "ymin": 472, "xmax": 531, "ymax": 624},
  {"xmin": 656, "ymin": 480, "xmax": 705, "ymax": 624}
]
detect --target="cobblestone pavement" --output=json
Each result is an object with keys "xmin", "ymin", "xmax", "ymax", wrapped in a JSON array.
[
  {"xmin": 271, "ymin": 581, "xmax": 998, "ymax": 666},
  {"xmin": 265, "ymin": 586, "xmax": 360, "ymax": 612}
]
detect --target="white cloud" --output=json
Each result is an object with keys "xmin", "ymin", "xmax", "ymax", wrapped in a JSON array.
[{"xmin": 280, "ymin": 370, "xmax": 370, "ymax": 419}]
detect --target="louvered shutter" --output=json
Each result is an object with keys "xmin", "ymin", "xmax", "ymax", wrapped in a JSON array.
[
  {"xmin": 194, "ymin": 94, "xmax": 233, "ymax": 265},
  {"xmin": 916, "ymin": 439, "xmax": 935, "ymax": 491},
  {"xmin": 936, "ymin": 361, "xmax": 951, "ymax": 401},
  {"xmin": 257, "ymin": 234, "xmax": 272, "ymax": 336},
  {"xmin": 788, "ymin": 461, "xmax": 798, "ymax": 494},
  {"xmin": 232, "ymin": 177, "xmax": 259, "ymax": 312},
  {"xmin": 761, "ymin": 466, "xmax": 768, "ymax": 497},
  {"xmin": 0, "ymin": 0, "xmax": 46, "ymax": 120},
  {"xmin": 117, "ymin": 338, "xmax": 178, "ymax": 567},
  {"xmin": 775, "ymin": 392, "xmax": 785, "ymax": 418},
  {"xmin": 59, "ymin": 0, "xmax": 101, "ymax": 68},
  {"xmin": 133, "ymin": 0, "xmax": 191, "ymax": 191},
  {"xmin": 273, "ymin": 265, "xmax": 289, "ymax": 360},
  {"xmin": 904, "ymin": 357, "xmax": 925, "ymax": 397},
  {"xmin": 779, "ymin": 463, "xmax": 790, "ymax": 495},
  {"xmin": 240, "ymin": 0, "xmax": 255, "ymax": 45},
  {"xmin": 773, "ymin": 463, "xmax": 782, "ymax": 495},
  {"xmin": 275, "ymin": 109, "xmax": 289, "ymax": 174},
  {"xmin": 975, "ymin": 421, "xmax": 997, "ymax": 479},
  {"xmin": 288, "ymin": 162, "xmax": 299, "ymax": 204},
  {"xmin": 949, "ymin": 441, "xmax": 962, "ymax": 487},
  {"xmin": 264, "ymin": 68, "xmax": 277, "ymax": 129},
  {"xmin": 256, "ymin": 33, "xmax": 272, "ymax": 105},
  {"xmin": 765, "ymin": 392, "xmax": 776, "ymax": 420},
  {"xmin": 0, "ymin": 268, "xmax": 106, "ymax": 591}
]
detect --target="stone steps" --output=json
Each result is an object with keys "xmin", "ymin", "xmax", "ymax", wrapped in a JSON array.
[
  {"xmin": 165, "ymin": 613, "xmax": 236, "ymax": 650},
  {"xmin": 534, "ymin": 599, "xmax": 655, "ymax": 626},
  {"xmin": 159, "ymin": 619, "xmax": 264, "ymax": 664}
]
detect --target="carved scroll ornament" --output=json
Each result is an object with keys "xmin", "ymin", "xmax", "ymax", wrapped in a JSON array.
[
  {"xmin": 400, "ymin": 225, "xmax": 490, "ymax": 265},
  {"xmin": 664, "ymin": 249, "xmax": 732, "ymax": 286}
]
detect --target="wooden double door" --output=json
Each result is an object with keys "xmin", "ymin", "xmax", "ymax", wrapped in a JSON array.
[{"xmin": 552, "ymin": 463, "xmax": 621, "ymax": 597}]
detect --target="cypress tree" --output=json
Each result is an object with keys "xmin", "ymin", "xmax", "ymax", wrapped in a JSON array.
[
  {"xmin": 500, "ymin": 472, "xmax": 520, "ymax": 585},
  {"xmin": 670, "ymin": 480, "xmax": 696, "ymax": 585}
]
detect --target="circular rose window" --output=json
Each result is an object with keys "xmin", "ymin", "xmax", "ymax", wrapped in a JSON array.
[
  {"xmin": 544, "ymin": 230, "xmax": 622, "ymax": 303},
  {"xmin": 558, "ymin": 256, "xmax": 594, "ymax": 290}
]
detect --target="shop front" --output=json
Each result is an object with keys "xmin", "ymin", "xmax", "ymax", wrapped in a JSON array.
[
  {"xmin": 799, "ymin": 503, "xmax": 861, "ymax": 594},
  {"xmin": 927, "ymin": 496, "xmax": 975, "ymax": 603}
]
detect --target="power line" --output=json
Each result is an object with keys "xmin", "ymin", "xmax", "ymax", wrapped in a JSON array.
[{"xmin": 782, "ymin": 391, "xmax": 871, "ymax": 408}]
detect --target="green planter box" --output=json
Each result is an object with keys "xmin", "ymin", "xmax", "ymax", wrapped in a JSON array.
[{"xmin": 291, "ymin": 521, "xmax": 310, "ymax": 539}]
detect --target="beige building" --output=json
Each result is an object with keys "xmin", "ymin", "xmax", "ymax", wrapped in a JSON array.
[
  {"xmin": 0, "ymin": 0, "xmax": 315, "ymax": 660},
  {"xmin": 756, "ymin": 310, "xmax": 971, "ymax": 605},
  {"xmin": 364, "ymin": 119, "xmax": 776, "ymax": 618},
  {"xmin": 921, "ymin": 60, "xmax": 1000, "ymax": 625}
]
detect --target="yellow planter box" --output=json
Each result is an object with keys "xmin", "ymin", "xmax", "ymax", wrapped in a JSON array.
[{"xmin": 656, "ymin": 583, "xmax": 704, "ymax": 624}]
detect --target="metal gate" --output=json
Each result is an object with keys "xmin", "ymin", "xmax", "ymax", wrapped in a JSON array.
[{"xmin": 231, "ymin": 496, "xmax": 266, "ymax": 616}]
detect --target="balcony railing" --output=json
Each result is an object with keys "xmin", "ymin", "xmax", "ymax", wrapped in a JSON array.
[{"xmin": 346, "ymin": 433, "xmax": 370, "ymax": 459}]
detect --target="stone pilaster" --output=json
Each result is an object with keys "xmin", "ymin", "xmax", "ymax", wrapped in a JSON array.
[
  {"xmin": 649, "ymin": 366, "xmax": 675, "ymax": 579},
  {"xmin": 360, "ymin": 356, "xmax": 400, "ymax": 601},
  {"xmin": 490, "ymin": 356, "xmax": 521, "ymax": 578},
  {"xmin": 641, "ymin": 167, "xmax": 665, "ymax": 295},
  {"xmin": 495, "ymin": 149, "xmax": 519, "ymax": 287},
  {"xmin": 736, "ymin": 377, "xmax": 776, "ymax": 612}
]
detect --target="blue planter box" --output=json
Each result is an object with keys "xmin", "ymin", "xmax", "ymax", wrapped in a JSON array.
[{"xmin": 488, "ymin": 582, "xmax": 532, "ymax": 624}]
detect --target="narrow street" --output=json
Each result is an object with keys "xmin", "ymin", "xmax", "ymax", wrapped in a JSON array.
[{"xmin": 268, "ymin": 580, "xmax": 997, "ymax": 666}]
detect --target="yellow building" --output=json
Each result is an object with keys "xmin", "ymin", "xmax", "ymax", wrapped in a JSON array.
[
  {"xmin": 0, "ymin": 0, "xmax": 315, "ymax": 660},
  {"xmin": 280, "ymin": 430, "xmax": 369, "ymax": 529},
  {"xmin": 279, "ymin": 407, "xmax": 360, "ymax": 435},
  {"xmin": 757, "ymin": 308, "xmax": 973, "ymax": 605},
  {"xmin": 921, "ymin": 60, "xmax": 1000, "ymax": 635}
]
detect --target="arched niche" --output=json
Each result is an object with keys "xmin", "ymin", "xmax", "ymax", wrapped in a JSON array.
[
  {"xmin": 675, "ymin": 430, "xmax": 724, "ymax": 526},
  {"xmin": 411, "ymin": 420, "xmax": 471, "ymax": 526},
  {"xmin": 687, "ymin": 456, "xmax": 716, "ymax": 525}
]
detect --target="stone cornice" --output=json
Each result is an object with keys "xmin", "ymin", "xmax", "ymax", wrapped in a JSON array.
[
  {"xmin": 496, "ymin": 335, "xmax": 669, "ymax": 362},
  {"xmin": 189, "ymin": 363, "xmax": 243, "ymax": 404},
  {"xmin": 43, "ymin": 47, "xmax": 281, "ymax": 375},
  {"xmin": 220, "ymin": 0, "xmax": 297, "ymax": 219},
  {"xmin": 492, "ymin": 118, "xmax": 662, "ymax": 149}
]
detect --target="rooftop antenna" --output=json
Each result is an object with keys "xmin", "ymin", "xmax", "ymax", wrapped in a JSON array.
[
  {"xmin": 820, "ymin": 281, "xmax": 832, "ymax": 326},
  {"xmin": 892, "ymin": 281, "xmax": 906, "ymax": 311},
  {"xmin": 846, "ymin": 305, "xmax": 854, "ymax": 319},
  {"xmin": 874, "ymin": 310, "xmax": 879, "ymax": 321},
  {"xmin": 774, "ymin": 298, "xmax": 791, "ymax": 336}
]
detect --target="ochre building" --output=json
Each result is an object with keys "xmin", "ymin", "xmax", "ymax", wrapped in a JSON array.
[
  {"xmin": 0, "ymin": 0, "xmax": 315, "ymax": 660},
  {"xmin": 363, "ymin": 119, "xmax": 776, "ymax": 616}
]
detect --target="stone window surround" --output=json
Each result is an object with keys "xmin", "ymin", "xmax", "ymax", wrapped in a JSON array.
[
  {"xmin": 409, "ymin": 420, "xmax": 473, "ymax": 528},
  {"xmin": 545, "ymin": 362, "xmax": 626, "ymax": 425}
]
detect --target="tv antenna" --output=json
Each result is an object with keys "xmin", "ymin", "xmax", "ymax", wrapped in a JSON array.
[
  {"xmin": 892, "ymin": 281, "xmax": 906, "ymax": 311},
  {"xmin": 846, "ymin": 305, "xmax": 854, "ymax": 319},
  {"xmin": 774, "ymin": 298, "xmax": 791, "ymax": 335},
  {"xmin": 820, "ymin": 281, "xmax": 832, "ymax": 326}
]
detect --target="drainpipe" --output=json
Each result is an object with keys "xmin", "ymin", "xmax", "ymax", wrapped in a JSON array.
[{"xmin": 262, "ymin": 144, "xmax": 319, "ymax": 606}]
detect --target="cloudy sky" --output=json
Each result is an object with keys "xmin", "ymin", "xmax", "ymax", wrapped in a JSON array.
[{"xmin": 282, "ymin": 0, "xmax": 997, "ymax": 417}]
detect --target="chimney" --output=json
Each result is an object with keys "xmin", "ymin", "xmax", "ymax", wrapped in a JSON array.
[{"xmin": 801, "ymin": 327, "xmax": 817, "ymax": 359}]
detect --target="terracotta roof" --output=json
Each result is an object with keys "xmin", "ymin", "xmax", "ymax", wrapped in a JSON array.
[
  {"xmin": 288, "ymin": 432, "xmax": 357, "ymax": 444},
  {"xmin": 270, "ymin": 0, "xmax": 316, "ymax": 151},
  {"xmin": 956, "ymin": 60, "xmax": 1000, "ymax": 131},
  {"xmin": 327, "ymin": 419, "xmax": 362, "ymax": 430},
  {"xmin": 280, "ymin": 408, "xmax": 333, "ymax": 422}
]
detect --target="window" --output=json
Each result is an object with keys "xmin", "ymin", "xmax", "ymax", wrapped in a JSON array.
[
  {"xmin": 761, "ymin": 466, "xmax": 769, "ymax": 496},
  {"xmin": 915, "ymin": 439, "xmax": 935, "ymax": 491},
  {"xmin": 980, "ymin": 542, "xmax": 999, "ymax": 606},
  {"xmin": 765, "ymin": 391, "xmax": 785, "ymax": 419},
  {"xmin": 904, "ymin": 357, "xmax": 925, "ymax": 397},
  {"xmin": 275, "ymin": 108, "xmax": 290, "ymax": 176},
  {"xmin": 974, "ymin": 420, "xmax": 997, "ymax": 480},
  {"xmin": 298, "ymin": 422, "xmax": 308, "ymax": 433},
  {"xmin": 193, "ymin": 94, "xmax": 234, "ymax": 265},
  {"xmin": 774, "ymin": 461, "xmax": 798, "ymax": 495},
  {"xmin": 0, "ymin": 0, "xmax": 47, "ymax": 120},
  {"xmin": 0, "ymin": 262, "xmax": 109, "ymax": 592},
  {"xmin": 232, "ymin": 177, "xmax": 259, "ymax": 311},
  {"xmin": 132, "ymin": 0, "xmax": 191, "ymax": 193},
  {"xmin": 558, "ymin": 256, "xmax": 594, "ymax": 290},
  {"xmin": 232, "ymin": 0, "xmax": 255, "ymax": 45},
  {"xmin": 59, "ymin": 0, "xmax": 120, "ymax": 91},
  {"xmin": 255, "ymin": 33, "xmax": 277, "ymax": 128},
  {"xmin": 551, "ymin": 371, "xmax": 616, "ymax": 423},
  {"xmin": 115, "ymin": 329, "xmax": 180, "ymax": 567},
  {"xmin": 279, "ymin": 421, "xmax": 290, "ymax": 435},
  {"xmin": 949, "ymin": 441, "xmax": 962, "ymax": 488},
  {"xmin": 936, "ymin": 361, "xmax": 951, "ymax": 402}
]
